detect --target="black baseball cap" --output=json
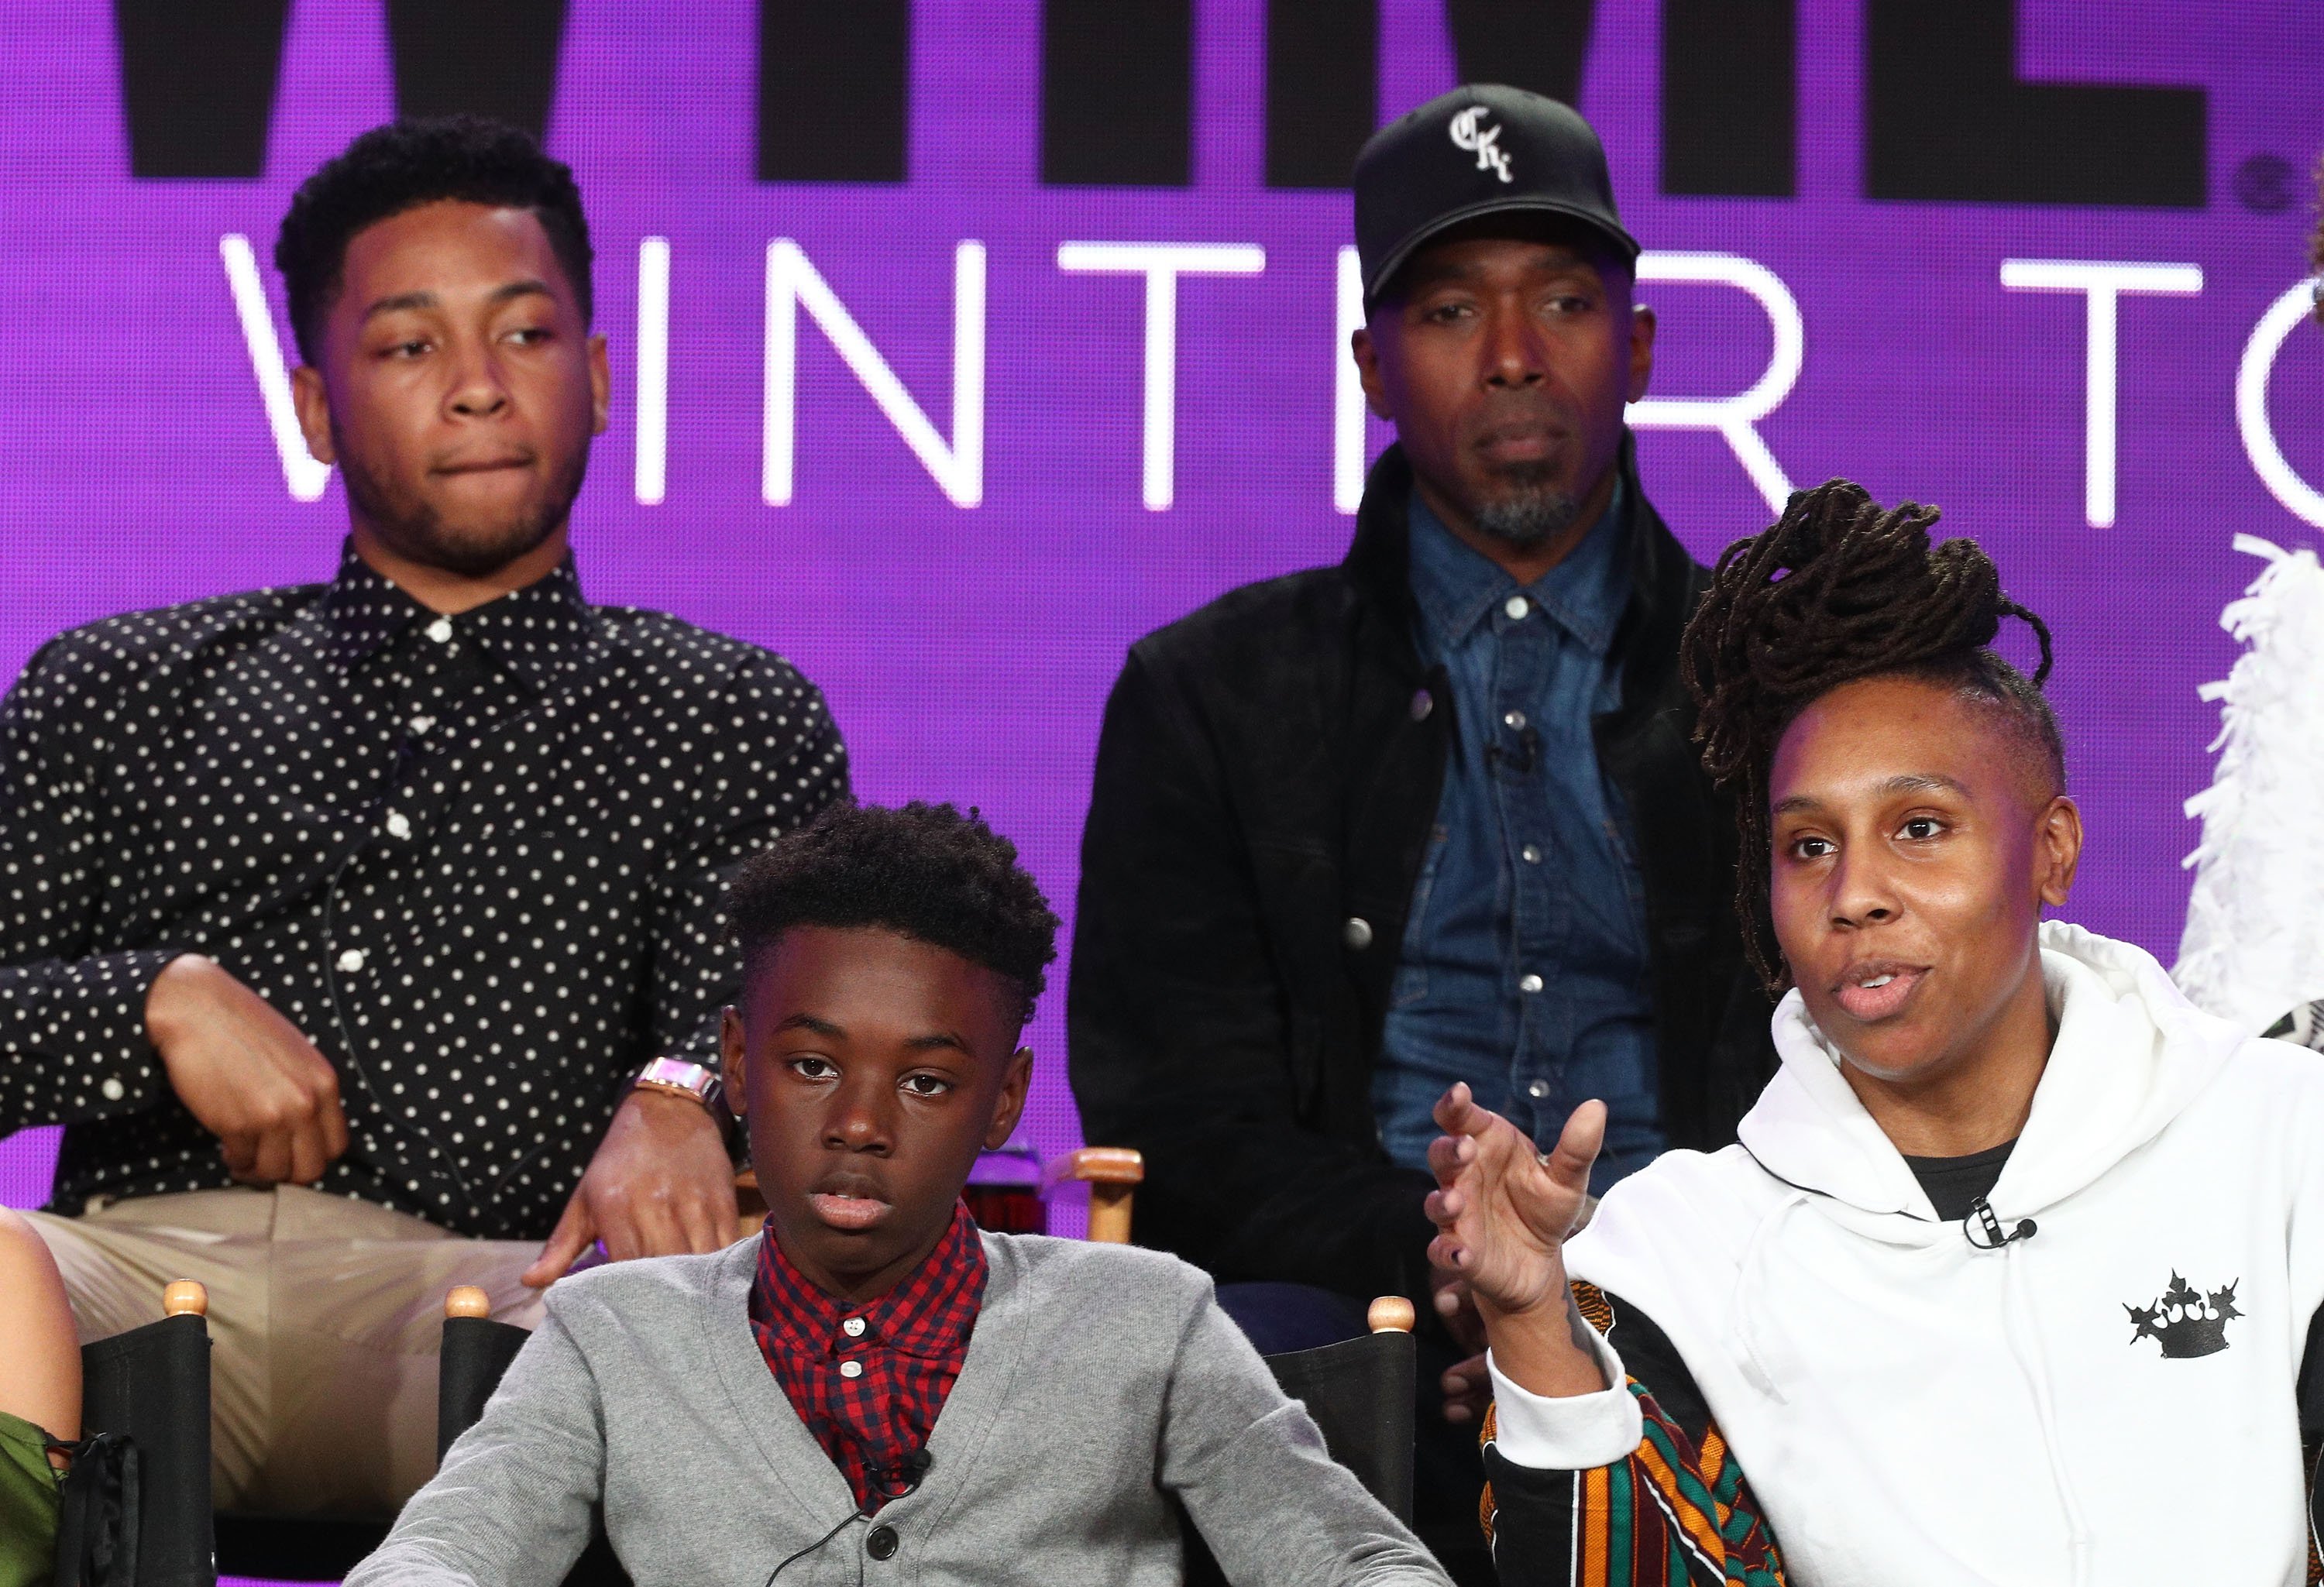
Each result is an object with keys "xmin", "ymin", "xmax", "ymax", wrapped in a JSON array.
[{"xmin": 1353, "ymin": 84, "xmax": 1638, "ymax": 305}]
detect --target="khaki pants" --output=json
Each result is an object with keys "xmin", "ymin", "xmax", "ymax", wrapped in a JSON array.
[{"xmin": 25, "ymin": 1186, "xmax": 544, "ymax": 1520}]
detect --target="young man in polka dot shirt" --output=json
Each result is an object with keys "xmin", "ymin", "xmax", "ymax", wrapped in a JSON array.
[{"xmin": 0, "ymin": 118, "xmax": 846, "ymax": 1520}]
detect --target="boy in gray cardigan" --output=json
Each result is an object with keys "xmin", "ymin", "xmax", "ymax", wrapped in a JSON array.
[{"xmin": 351, "ymin": 802, "xmax": 1449, "ymax": 1587}]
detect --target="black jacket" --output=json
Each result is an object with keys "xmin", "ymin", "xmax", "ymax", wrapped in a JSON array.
[{"xmin": 1067, "ymin": 439, "xmax": 1776, "ymax": 1302}]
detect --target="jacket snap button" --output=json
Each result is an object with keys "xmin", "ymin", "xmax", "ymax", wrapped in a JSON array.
[
  {"xmin": 1409, "ymin": 689, "xmax": 1432, "ymax": 722},
  {"xmin": 1342, "ymin": 916, "xmax": 1373, "ymax": 951},
  {"xmin": 867, "ymin": 1525, "xmax": 899, "ymax": 1561}
]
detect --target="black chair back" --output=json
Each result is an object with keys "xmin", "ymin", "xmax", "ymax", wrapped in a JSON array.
[
  {"xmin": 1181, "ymin": 1327, "xmax": 1420, "ymax": 1587},
  {"xmin": 436, "ymin": 1314, "xmax": 629, "ymax": 1587},
  {"xmin": 74, "ymin": 1314, "xmax": 214, "ymax": 1587},
  {"xmin": 1263, "ymin": 1330, "xmax": 1418, "ymax": 1523},
  {"xmin": 437, "ymin": 1317, "xmax": 530, "ymax": 1465}
]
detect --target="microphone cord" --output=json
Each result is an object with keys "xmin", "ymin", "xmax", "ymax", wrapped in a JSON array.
[{"xmin": 763, "ymin": 1452, "xmax": 931, "ymax": 1587}]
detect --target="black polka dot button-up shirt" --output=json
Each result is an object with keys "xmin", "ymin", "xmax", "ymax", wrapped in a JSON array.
[{"xmin": 0, "ymin": 544, "xmax": 847, "ymax": 1238}]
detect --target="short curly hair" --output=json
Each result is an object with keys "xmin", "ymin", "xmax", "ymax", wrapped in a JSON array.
[
  {"xmin": 275, "ymin": 116, "xmax": 593, "ymax": 365},
  {"xmin": 727, "ymin": 802, "xmax": 1061, "ymax": 1026}
]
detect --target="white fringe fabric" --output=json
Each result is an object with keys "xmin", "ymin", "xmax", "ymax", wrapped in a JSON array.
[{"xmin": 2175, "ymin": 534, "xmax": 2324, "ymax": 1032}]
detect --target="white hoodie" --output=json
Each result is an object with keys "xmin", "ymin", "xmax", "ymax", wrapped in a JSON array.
[{"xmin": 1488, "ymin": 921, "xmax": 2324, "ymax": 1586}]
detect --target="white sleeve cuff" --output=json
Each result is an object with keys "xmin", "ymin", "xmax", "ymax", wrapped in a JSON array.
[{"xmin": 1484, "ymin": 1327, "xmax": 1644, "ymax": 1471}]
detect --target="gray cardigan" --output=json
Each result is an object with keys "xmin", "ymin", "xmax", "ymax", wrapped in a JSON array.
[{"xmin": 349, "ymin": 1231, "xmax": 1450, "ymax": 1587}]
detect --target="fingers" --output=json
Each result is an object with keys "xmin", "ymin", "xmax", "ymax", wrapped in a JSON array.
[
  {"xmin": 219, "ymin": 1131, "xmax": 259, "ymax": 1178},
  {"xmin": 1439, "ymin": 1352, "xmax": 1491, "ymax": 1425},
  {"xmin": 1425, "ymin": 1130, "xmax": 1476, "ymax": 1189},
  {"xmin": 284, "ymin": 1114, "xmax": 332, "ymax": 1186},
  {"xmin": 243, "ymin": 1126, "xmax": 293, "ymax": 1187},
  {"xmin": 1426, "ymin": 1231, "xmax": 1468, "ymax": 1275},
  {"xmin": 677, "ymin": 1177, "xmax": 738, "ymax": 1255},
  {"xmin": 1431, "ymin": 1081, "xmax": 1489, "ymax": 1138},
  {"xmin": 314, "ymin": 1077, "xmax": 350, "ymax": 1163},
  {"xmin": 1424, "ymin": 1184, "xmax": 1465, "ymax": 1233},
  {"xmin": 1542, "ymin": 1099, "xmax": 1607, "ymax": 1196},
  {"xmin": 523, "ymin": 1194, "xmax": 595, "ymax": 1288}
]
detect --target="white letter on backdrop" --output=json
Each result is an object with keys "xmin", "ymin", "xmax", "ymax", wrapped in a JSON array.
[
  {"xmin": 2237, "ymin": 280, "xmax": 2324, "ymax": 527},
  {"xmin": 221, "ymin": 233, "xmax": 332, "ymax": 503},
  {"xmin": 1999, "ymin": 259, "xmax": 2203, "ymax": 527},
  {"xmin": 634, "ymin": 237, "xmax": 671, "ymax": 506},
  {"xmin": 763, "ymin": 239, "xmax": 986, "ymax": 508},
  {"xmin": 1627, "ymin": 252, "xmax": 1803, "ymax": 514},
  {"xmin": 1335, "ymin": 246, "xmax": 1367, "ymax": 515},
  {"xmin": 1056, "ymin": 242, "xmax": 1267, "ymax": 511}
]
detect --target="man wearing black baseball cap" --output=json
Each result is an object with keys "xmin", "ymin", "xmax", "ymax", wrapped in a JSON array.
[{"xmin": 1068, "ymin": 86, "xmax": 1772, "ymax": 1575}]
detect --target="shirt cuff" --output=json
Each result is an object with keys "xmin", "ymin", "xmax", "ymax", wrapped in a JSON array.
[{"xmin": 1484, "ymin": 1327, "xmax": 1644, "ymax": 1471}]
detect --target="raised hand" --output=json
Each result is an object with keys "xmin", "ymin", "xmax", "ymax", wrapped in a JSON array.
[
  {"xmin": 1424, "ymin": 1082, "xmax": 1608, "ymax": 1398},
  {"xmin": 146, "ymin": 953, "xmax": 350, "ymax": 1185}
]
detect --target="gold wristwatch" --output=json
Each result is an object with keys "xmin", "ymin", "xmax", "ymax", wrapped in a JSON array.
[{"xmin": 632, "ymin": 1056, "xmax": 725, "ymax": 1115}]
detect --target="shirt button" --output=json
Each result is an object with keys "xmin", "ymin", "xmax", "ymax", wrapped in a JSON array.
[
  {"xmin": 336, "ymin": 949, "xmax": 366, "ymax": 974},
  {"xmin": 1503, "ymin": 710, "xmax": 1527, "ymax": 730},
  {"xmin": 425, "ymin": 617, "xmax": 454, "ymax": 643},
  {"xmin": 408, "ymin": 716, "xmax": 434, "ymax": 736},
  {"xmin": 838, "ymin": 1359, "xmax": 865, "ymax": 1379},
  {"xmin": 1504, "ymin": 595, "xmax": 1529, "ymax": 620},
  {"xmin": 1342, "ymin": 916, "xmax": 1373, "ymax": 951},
  {"xmin": 1410, "ymin": 689, "xmax": 1434, "ymax": 722},
  {"xmin": 842, "ymin": 1317, "xmax": 866, "ymax": 1338},
  {"xmin": 101, "ymin": 1078, "xmax": 125, "ymax": 1102},
  {"xmin": 384, "ymin": 811, "xmax": 412, "ymax": 840},
  {"xmin": 866, "ymin": 1525, "xmax": 899, "ymax": 1561},
  {"xmin": 1528, "ymin": 1080, "xmax": 1551, "ymax": 1100},
  {"xmin": 1521, "ymin": 844, "xmax": 1542, "ymax": 864},
  {"xmin": 1518, "ymin": 973, "xmax": 1543, "ymax": 994}
]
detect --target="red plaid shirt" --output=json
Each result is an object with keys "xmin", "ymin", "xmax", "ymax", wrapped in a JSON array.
[{"xmin": 748, "ymin": 1202, "xmax": 988, "ymax": 1512}]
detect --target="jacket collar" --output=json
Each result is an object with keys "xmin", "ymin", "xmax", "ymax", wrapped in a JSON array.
[{"xmin": 1344, "ymin": 430, "xmax": 1683, "ymax": 703}]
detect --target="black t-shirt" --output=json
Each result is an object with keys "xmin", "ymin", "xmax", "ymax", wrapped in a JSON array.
[{"xmin": 1899, "ymin": 1138, "xmax": 2018, "ymax": 1222}]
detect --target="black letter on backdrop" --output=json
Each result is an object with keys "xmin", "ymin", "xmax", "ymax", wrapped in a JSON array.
[
  {"xmin": 1266, "ymin": 0, "xmax": 1377, "ymax": 189},
  {"xmin": 1662, "ymin": 0, "xmax": 1794, "ymax": 196},
  {"xmin": 113, "ymin": 0, "xmax": 290, "ymax": 178},
  {"xmin": 1865, "ymin": 0, "xmax": 2203, "ymax": 206},
  {"xmin": 115, "ymin": 0, "xmax": 570, "ymax": 178},
  {"xmin": 1446, "ymin": 0, "xmax": 1596, "ymax": 106},
  {"xmin": 758, "ymin": 0, "xmax": 909, "ymax": 181},
  {"xmin": 388, "ymin": 0, "xmax": 570, "ymax": 141},
  {"xmin": 1042, "ymin": 0, "xmax": 1192, "ymax": 186}
]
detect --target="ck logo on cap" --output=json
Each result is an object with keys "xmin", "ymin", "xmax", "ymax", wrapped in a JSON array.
[{"xmin": 1449, "ymin": 105, "xmax": 1513, "ymax": 184}]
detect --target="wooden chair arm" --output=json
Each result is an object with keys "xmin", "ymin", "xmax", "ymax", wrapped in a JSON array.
[{"xmin": 1050, "ymin": 1147, "xmax": 1143, "ymax": 1244}]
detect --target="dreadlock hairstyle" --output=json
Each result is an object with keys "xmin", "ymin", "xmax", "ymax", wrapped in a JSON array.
[{"xmin": 1681, "ymin": 479, "xmax": 2064, "ymax": 992}]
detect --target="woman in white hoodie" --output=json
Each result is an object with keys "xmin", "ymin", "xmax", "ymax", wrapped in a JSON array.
[{"xmin": 1428, "ymin": 479, "xmax": 2324, "ymax": 1587}]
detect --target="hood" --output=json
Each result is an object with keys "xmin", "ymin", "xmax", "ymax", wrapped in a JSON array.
[{"xmin": 1737, "ymin": 920, "xmax": 2248, "ymax": 1224}]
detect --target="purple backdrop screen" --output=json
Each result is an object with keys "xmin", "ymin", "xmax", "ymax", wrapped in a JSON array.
[{"xmin": 6, "ymin": 0, "xmax": 2324, "ymax": 1213}]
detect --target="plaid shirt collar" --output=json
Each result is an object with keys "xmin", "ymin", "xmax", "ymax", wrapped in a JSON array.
[{"xmin": 752, "ymin": 1200, "xmax": 987, "ymax": 1363}]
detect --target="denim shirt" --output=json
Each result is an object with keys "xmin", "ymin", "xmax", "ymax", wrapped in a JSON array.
[{"xmin": 1370, "ymin": 486, "xmax": 1666, "ymax": 1193}]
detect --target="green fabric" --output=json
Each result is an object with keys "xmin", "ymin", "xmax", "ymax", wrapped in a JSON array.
[{"xmin": 0, "ymin": 1409, "xmax": 62, "ymax": 1587}]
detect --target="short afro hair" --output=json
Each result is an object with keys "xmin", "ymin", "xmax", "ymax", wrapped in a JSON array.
[
  {"xmin": 727, "ymin": 802, "xmax": 1061, "ymax": 1025},
  {"xmin": 275, "ymin": 116, "xmax": 593, "ymax": 365}
]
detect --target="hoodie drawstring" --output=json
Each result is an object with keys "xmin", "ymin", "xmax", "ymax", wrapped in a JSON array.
[
  {"xmin": 1998, "ymin": 1238, "xmax": 2095, "ymax": 1586},
  {"xmin": 1726, "ymin": 1190, "xmax": 1810, "ymax": 1402}
]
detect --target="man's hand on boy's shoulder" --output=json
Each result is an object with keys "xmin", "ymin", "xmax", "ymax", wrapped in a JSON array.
[{"xmin": 521, "ymin": 1088, "xmax": 739, "ymax": 1286}]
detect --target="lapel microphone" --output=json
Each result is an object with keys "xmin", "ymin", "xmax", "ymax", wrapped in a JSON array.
[
  {"xmin": 1962, "ymin": 1196, "xmax": 2037, "ymax": 1250},
  {"xmin": 763, "ymin": 1451, "xmax": 934, "ymax": 1586}
]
